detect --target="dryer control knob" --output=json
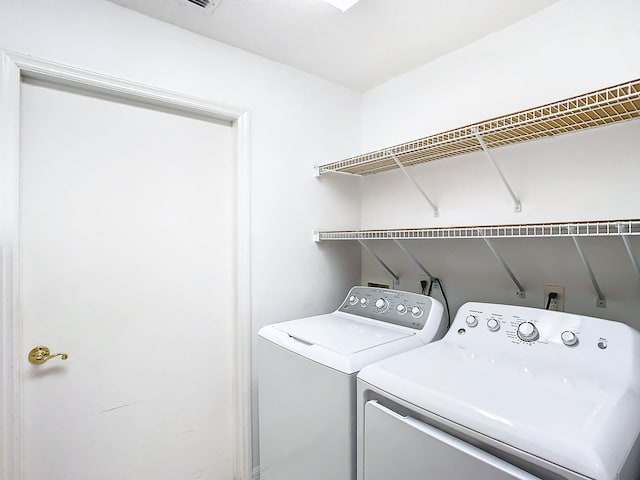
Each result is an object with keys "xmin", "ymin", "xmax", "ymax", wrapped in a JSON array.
[
  {"xmin": 517, "ymin": 322, "xmax": 539, "ymax": 342},
  {"xmin": 360, "ymin": 297, "xmax": 369, "ymax": 307},
  {"xmin": 465, "ymin": 315, "xmax": 478, "ymax": 327},
  {"xmin": 375, "ymin": 298, "xmax": 389, "ymax": 312},
  {"xmin": 397, "ymin": 304, "xmax": 407, "ymax": 314},
  {"xmin": 561, "ymin": 331, "xmax": 578, "ymax": 346},
  {"xmin": 348, "ymin": 295, "xmax": 358, "ymax": 305},
  {"xmin": 487, "ymin": 318, "xmax": 500, "ymax": 332},
  {"xmin": 411, "ymin": 306, "xmax": 423, "ymax": 318}
]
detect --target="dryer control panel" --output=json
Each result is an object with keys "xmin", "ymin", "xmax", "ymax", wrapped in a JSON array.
[
  {"xmin": 449, "ymin": 302, "xmax": 639, "ymax": 382},
  {"xmin": 338, "ymin": 286, "xmax": 442, "ymax": 331}
]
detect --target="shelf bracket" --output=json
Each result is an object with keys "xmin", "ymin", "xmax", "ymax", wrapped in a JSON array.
[
  {"xmin": 393, "ymin": 240, "xmax": 434, "ymax": 279},
  {"xmin": 388, "ymin": 150, "xmax": 439, "ymax": 217},
  {"xmin": 358, "ymin": 240, "xmax": 400, "ymax": 283},
  {"xmin": 571, "ymin": 236, "xmax": 606, "ymax": 308},
  {"xmin": 473, "ymin": 128, "xmax": 522, "ymax": 213},
  {"xmin": 621, "ymin": 235, "xmax": 640, "ymax": 281},
  {"xmin": 483, "ymin": 238, "xmax": 525, "ymax": 298}
]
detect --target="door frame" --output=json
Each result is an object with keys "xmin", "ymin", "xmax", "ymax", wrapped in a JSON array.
[{"xmin": 0, "ymin": 50, "xmax": 253, "ymax": 480}]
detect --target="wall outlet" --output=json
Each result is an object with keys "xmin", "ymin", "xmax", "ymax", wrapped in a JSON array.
[
  {"xmin": 419, "ymin": 275, "xmax": 433, "ymax": 295},
  {"xmin": 364, "ymin": 278, "xmax": 393, "ymax": 289},
  {"xmin": 544, "ymin": 285, "xmax": 565, "ymax": 311}
]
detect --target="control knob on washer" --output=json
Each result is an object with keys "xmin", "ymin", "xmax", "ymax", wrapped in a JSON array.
[
  {"xmin": 360, "ymin": 297, "xmax": 369, "ymax": 307},
  {"xmin": 561, "ymin": 331, "xmax": 578, "ymax": 346},
  {"xmin": 465, "ymin": 315, "xmax": 478, "ymax": 327},
  {"xmin": 411, "ymin": 306, "xmax": 423, "ymax": 317},
  {"xmin": 348, "ymin": 295, "xmax": 358, "ymax": 305},
  {"xmin": 375, "ymin": 298, "xmax": 389, "ymax": 312},
  {"xmin": 397, "ymin": 304, "xmax": 407, "ymax": 314},
  {"xmin": 517, "ymin": 322, "xmax": 539, "ymax": 342}
]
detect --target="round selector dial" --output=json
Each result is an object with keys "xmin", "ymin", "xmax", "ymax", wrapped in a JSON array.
[
  {"xmin": 348, "ymin": 295, "xmax": 358, "ymax": 305},
  {"xmin": 359, "ymin": 297, "xmax": 369, "ymax": 307},
  {"xmin": 486, "ymin": 318, "xmax": 500, "ymax": 332},
  {"xmin": 375, "ymin": 298, "xmax": 389, "ymax": 313},
  {"xmin": 561, "ymin": 331, "xmax": 578, "ymax": 346},
  {"xmin": 411, "ymin": 306, "xmax": 423, "ymax": 318},
  {"xmin": 396, "ymin": 304, "xmax": 407, "ymax": 315},
  {"xmin": 465, "ymin": 315, "xmax": 478, "ymax": 328},
  {"xmin": 517, "ymin": 322, "xmax": 539, "ymax": 342}
]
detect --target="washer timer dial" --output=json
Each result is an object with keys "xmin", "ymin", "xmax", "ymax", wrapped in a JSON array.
[{"xmin": 375, "ymin": 298, "xmax": 389, "ymax": 313}]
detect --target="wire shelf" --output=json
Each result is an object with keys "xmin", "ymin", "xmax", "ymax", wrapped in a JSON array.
[
  {"xmin": 316, "ymin": 219, "xmax": 640, "ymax": 241},
  {"xmin": 317, "ymin": 79, "xmax": 640, "ymax": 176}
]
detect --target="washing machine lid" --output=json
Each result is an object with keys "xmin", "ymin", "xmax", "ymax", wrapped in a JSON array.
[
  {"xmin": 259, "ymin": 313, "xmax": 422, "ymax": 374},
  {"xmin": 358, "ymin": 340, "xmax": 640, "ymax": 480},
  {"xmin": 273, "ymin": 314, "xmax": 413, "ymax": 354}
]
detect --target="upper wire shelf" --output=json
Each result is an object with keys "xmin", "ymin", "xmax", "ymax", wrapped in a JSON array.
[
  {"xmin": 315, "ymin": 219, "xmax": 640, "ymax": 241},
  {"xmin": 316, "ymin": 79, "xmax": 640, "ymax": 176}
]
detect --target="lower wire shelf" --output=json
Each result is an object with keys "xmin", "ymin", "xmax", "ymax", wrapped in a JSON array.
[
  {"xmin": 317, "ymin": 218, "xmax": 640, "ymax": 308},
  {"xmin": 314, "ymin": 219, "xmax": 640, "ymax": 241}
]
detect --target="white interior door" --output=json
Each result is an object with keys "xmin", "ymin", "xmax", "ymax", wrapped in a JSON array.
[{"xmin": 19, "ymin": 78, "xmax": 236, "ymax": 479}]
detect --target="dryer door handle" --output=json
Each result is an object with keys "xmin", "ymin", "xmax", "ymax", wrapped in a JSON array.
[{"xmin": 364, "ymin": 401, "xmax": 540, "ymax": 480}]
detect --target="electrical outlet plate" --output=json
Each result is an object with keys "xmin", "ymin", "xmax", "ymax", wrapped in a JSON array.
[
  {"xmin": 419, "ymin": 275, "xmax": 432, "ymax": 295},
  {"xmin": 363, "ymin": 277, "xmax": 394, "ymax": 290},
  {"xmin": 544, "ymin": 285, "xmax": 565, "ymax": 312}
]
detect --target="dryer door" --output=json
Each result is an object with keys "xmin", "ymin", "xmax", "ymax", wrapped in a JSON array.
[{"xmin": 363, "ymin": 401, "xmax": 540, "ymax": 480}]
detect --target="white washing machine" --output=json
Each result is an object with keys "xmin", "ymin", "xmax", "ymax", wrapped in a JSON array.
[
  {"xmin": 357, "ymin": 303, "xmax": 640, "ymax": 480},
  {"xmin": 258, "ymin": 286, "xmax": 447, "ymax": 480}
]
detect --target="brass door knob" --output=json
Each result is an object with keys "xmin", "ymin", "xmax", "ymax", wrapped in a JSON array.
[{"xmin": 28, "ymin": 346, "xmax": 69, "ymax": 365}]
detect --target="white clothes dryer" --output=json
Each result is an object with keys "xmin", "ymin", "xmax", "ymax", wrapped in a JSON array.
[
  {"xmin": 258, "ymin": 286, "xmax": 446, "ymax": 480},
  {"xmin": 357, "ymin": 302, "xmax": 640, "ymax": 480}
]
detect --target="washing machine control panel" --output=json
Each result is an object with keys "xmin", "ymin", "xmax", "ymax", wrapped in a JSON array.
[{"xmin": 338, "ymin": 286, "xmax": 437, "ymax": 330}]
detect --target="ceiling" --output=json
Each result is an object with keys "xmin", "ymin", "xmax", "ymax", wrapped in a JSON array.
[{"xmin": 107, "ymin": 0, "xmax": 560, "ymax": 92}]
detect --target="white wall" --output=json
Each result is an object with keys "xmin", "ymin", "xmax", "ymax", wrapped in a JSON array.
[
  {"xmin": 0, "ymin": 0, "xmax": 362, "ymax": 468},
  {"xmin": 359, "ymin": 0, "xmax": 640, "ymax": 328},
  {"xmin": 362, "ymin": 0, "xmax": 640, "ymax": 152}
]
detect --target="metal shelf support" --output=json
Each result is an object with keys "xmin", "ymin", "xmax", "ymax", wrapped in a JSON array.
[
  {"xmin": 473, "ymin": 128, "xmax": 522, "ymax": 213},
  {"xmin": 393, "ymin": 240, "xmax": 434, "ymax": 279},
  {"xmin": 572, "ymin": 236, "xmax": 606, "ymax": 308},
  {"xmin": 483, "ymin": 239, "xmax": 526, "ymax": 298},
  {"xmin": 358, "ymin": 240, "xmax": 400, "ymax": 283},
  {"xmin": 622, "ymin": 235, "xmax": 640, "ymax": 280},
  {"xmin": 388, "ymin": 150, "xmax": 439, "ymax": 217}
]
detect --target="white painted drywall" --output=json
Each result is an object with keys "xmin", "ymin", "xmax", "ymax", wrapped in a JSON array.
[
  {"xmin": 362, "ymin": 0, "xmax": 640, "ymax": 152},
  {"xmin": 0, "ymin": 0, "xmax": 362, "ymax": 468},
  {"xmin": 359, "ymin": 0, "xmax": 640, "ymax": 327}
]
